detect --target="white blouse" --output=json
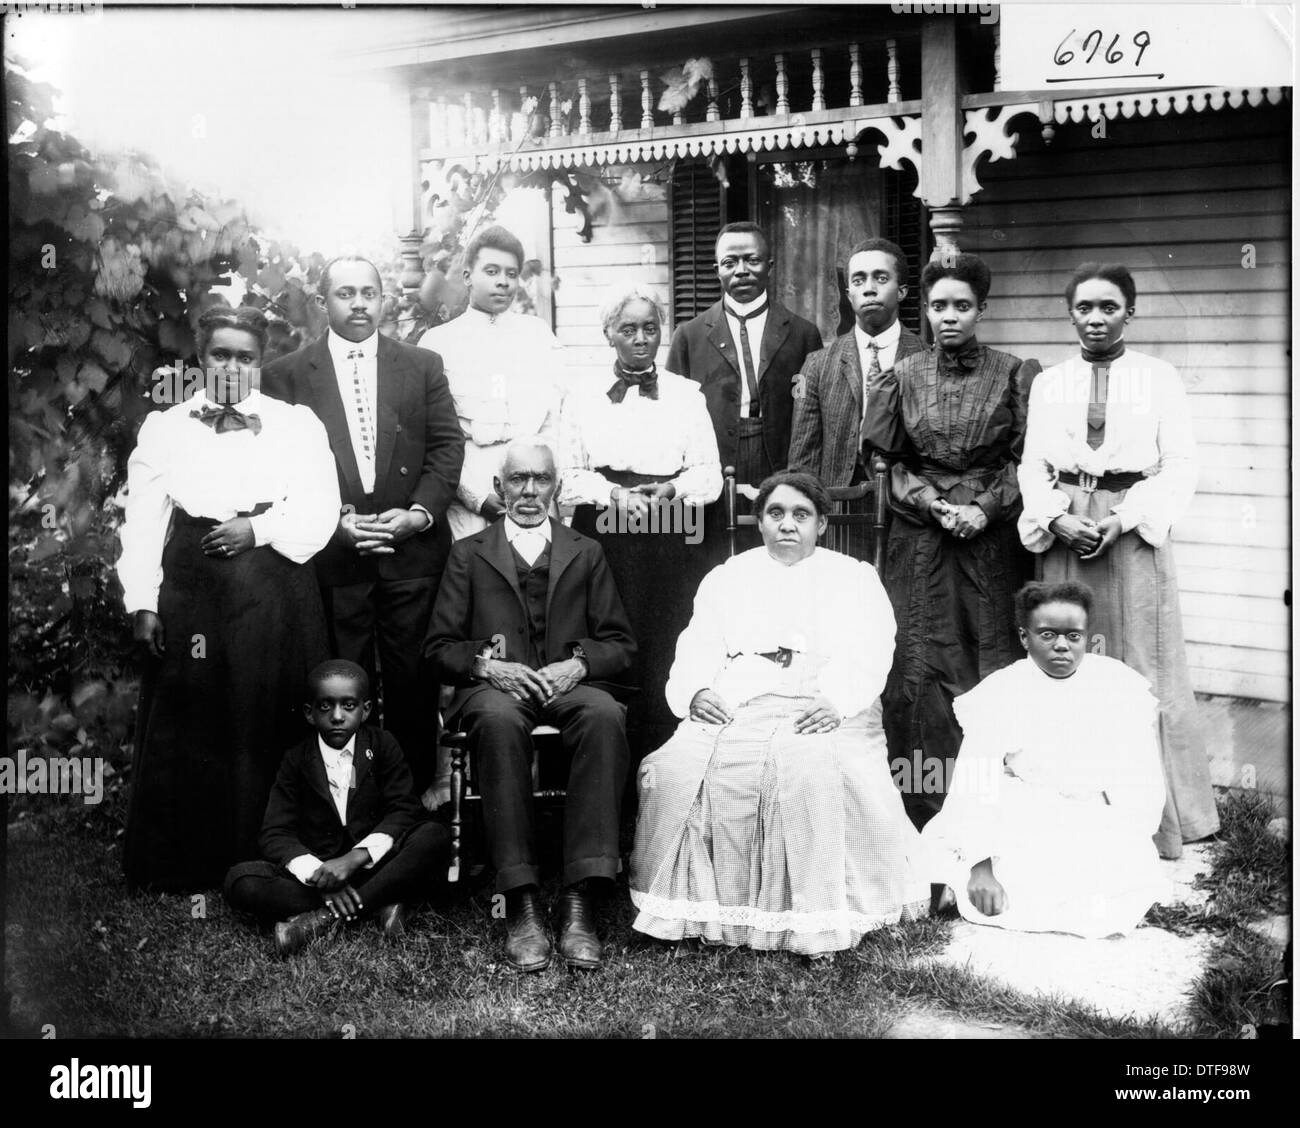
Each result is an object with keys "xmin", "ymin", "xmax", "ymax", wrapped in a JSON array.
[
  {"xmin": 664, "ymin": 547, "xmax": 896, "ymax": 720},
  {"xmin": 117, "ymin": 390, "xmax": 341, "ymax": 614},
  {"xmin": 1018, "ymin": 349, "xmax": 1198, "ymax": 550},
  {"xmin": 925, "ymin": 655, "xmax": 1167, "ymax": 868},
  {"xmin": 418, "ymin": 307, "xmax": 565, "ymax": 527},
  {"xmin": 556, "ymin": 369, "xmax": 722, "ymax": 507}
]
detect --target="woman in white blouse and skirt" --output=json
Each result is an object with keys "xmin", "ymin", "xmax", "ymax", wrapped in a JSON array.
[
  {"xmin": 558, "ymin": 285, "xmax": 721, "ymax": 754},
  {"xmin": 1018, "ymin": 263, "xmax": 1218, "ymax": 859},
  {"xmin": 117, "ymin": 306, "xmax": 340, "ymax": 891},
  {"xmin": 630, "ymin": 471, "xmax": 929, "ymax": 955}
]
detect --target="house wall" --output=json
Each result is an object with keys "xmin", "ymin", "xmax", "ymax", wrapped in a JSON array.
[
  {"xmin": 963, "ymin": 102, "xmax": 1291, "ymax": 703},
  {"xmin": 550, "ymin": 167, "xmax": 671, "ymax": 394}
]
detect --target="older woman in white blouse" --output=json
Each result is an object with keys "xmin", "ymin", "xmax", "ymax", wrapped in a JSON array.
[
  {"xmin": 630, "ymin": 471, "xmax": 928, "ymax": 956},
  {"xmin": 1018, "ymin": 262, "xmax": 1217, "ymax": 859},
  {"xmin": 558, "ymin": 284, "xmax": 721, "ymax": 754},
  {"xmin": 117, "ymin": 305, "xmax": 339, "ymax": 891}
]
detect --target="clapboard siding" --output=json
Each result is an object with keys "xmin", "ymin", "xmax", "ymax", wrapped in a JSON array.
[
  {"xmin": 550, "ymin": 166, "xmax": 671, "ymax": 390},
  {"xmin": 966, "ymin": 102, "xmax": 1291, "ymax": 703}
]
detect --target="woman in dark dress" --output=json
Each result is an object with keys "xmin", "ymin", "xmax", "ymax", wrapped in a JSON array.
[
  {"xmin": 117, "ymin": 306, "xmax": 339, "ymax": 890},
  {"xmin": 558, "ymin": 285, "xmax": 721, "ymax": 754},
  {"xmin": 864, "ymin": 254, "xmax": 1039, "ymax": 829}
]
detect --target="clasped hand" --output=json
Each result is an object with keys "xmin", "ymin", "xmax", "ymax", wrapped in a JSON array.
[
  {"xmin": 612, "ymin": 481, "xmax": 677, "ymax": 516},
  {"xmin": 930, "ymin": 499, "xmax": 987, "ymax": 540},
  {"xmin": 340, "ymin": 508, "xmax": 427, "ymax": 555},
  {"xmin": 485, "ymin": 657, "xmax": 585, "ymax": 705},
  {"xmin": 1050, "ymin": 513, "xmax": 1121, "ymax": 560}
]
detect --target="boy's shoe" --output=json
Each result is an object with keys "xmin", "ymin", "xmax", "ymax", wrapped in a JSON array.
[
  {"xmin": 376, "ymin": 902, "xmax": 411, "ymax": 941},
  {"xmin": 555, "ymin": 884, "xmax": 602, "ymax": 970},
  {"xmin": 504, "ymin": 887, "xmax": 551, "ymax": 972},
  {"xmin": 274, "ymin": 907, "xmax": 338, "ymax": 958}
]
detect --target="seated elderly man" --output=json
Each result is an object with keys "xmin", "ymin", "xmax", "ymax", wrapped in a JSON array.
[{"xmin": 426, "ymin": 438, "xmax": 635, "ymax": 972}]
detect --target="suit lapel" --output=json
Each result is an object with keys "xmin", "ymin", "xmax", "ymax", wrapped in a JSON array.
[
  {"xmin": 373, "ymin": 336, "xmax": 405, "ymax": 494},
  {"xmin": 303, "ymin": 737, "xmax": 334, "ymax": 809},
  {"xmin": 544, "ymin": 520, "xmax": 580, "ymax": 644},
  {"xmin": 307, "ymin": 338, "xmax": 366, "ymax": 502},
  {"xmin": 756, "ymin": 302, "xmax": 791, "ymax": 381},
  {"xmin": 704, "ymin": 302, "xmax": 741, "ymax": 378},
  {"xmin": 346, "ymin": 728, "xmax": 374, "ymax": 819},
  {"xmin": 479, "ymin": 522, "xmax": 526, "ymax": 614},
  {"xmin": 838, "ymin": 333, "xmax": 864, "ymax": 417}
]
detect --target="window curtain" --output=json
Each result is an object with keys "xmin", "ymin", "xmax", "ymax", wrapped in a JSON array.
[{"xmin": 761, "ymin": 160, "xmax": 883, "ymax": 340}]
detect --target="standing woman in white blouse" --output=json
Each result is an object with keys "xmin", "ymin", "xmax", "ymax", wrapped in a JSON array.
[
  {"xmin": 117, "ymin": 306, "xmax": 341, "ymax": 891},
  {"xmin": 1018, "ymin": 263, "xmax": 1218, "ymax": 858},
  {"xmin": 558, "ymin": 285, "xmax": 721, "ymax": 755}
]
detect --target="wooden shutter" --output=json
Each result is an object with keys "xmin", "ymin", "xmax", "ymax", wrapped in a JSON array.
[
  {"xmin": 669, "ymin": 159, "xmax": 723, "ymax": 326},
  {"xmin": 883, "ymin": 166, "xmax": 926, "ymax": 337}
]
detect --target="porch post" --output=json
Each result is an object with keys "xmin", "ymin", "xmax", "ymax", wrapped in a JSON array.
[
  {"xmin": 397, "ymin": 81, "xmax": 426, "ymax": 305},
  {"xmin": 921, "ymin": 18, "xmax": 964, "ymax": 262}
]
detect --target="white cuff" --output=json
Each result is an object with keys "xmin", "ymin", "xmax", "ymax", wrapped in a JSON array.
[
  {"xmin": 247, "ymin": 511, "xmax": 272, "ymax": 547},
  {"xmin": 285, "ymin": 854, "xmax": 323, "ymax": 885},
  {"xmin": 356, "ymin": 833, "xmax": 394, "ymax": 867}
]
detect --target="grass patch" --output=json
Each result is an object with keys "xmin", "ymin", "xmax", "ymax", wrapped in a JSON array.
[
  {"xmin": 5, "ymin": 791, "xmax": 1191, "ymax": 1039},
  {"xmin": 1187, "ymin": 927, "xmax": 1290, "ymax": 1039}
]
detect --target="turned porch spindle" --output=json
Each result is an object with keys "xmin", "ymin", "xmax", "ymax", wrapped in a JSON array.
[
  {"xmin": 993, "ymin": 23, "xmax": 1002, "ymax": 90},
  {"xmin": 848, "ymin": 44, "xmax": 863, "ymax": 107},
  {"xmin": 887, "ymin": 38, "xmax": 901, "ymax": 102},
  {"xmin": 810, "ymin": 48, "xmax": 826, "ymax": 112},
  {"xmin": 706, "ymin": 74, "xmax": 720, "ymax": 122},
  {"xmin": 462, "ymin": 93, "xmax": 476, "ymax": 144},
  {"xmin": 548, "ymin": 81, "xmax": 563, "ymax": 137},
  {"xmin": 517, "ymin": 85, "xmax": 531, "ymax": 142},
  {"xmin": 446, "ymin": 99, "xmax": 465, "ymax": 148},
  {"xmin": 774, "ymin": 53, "xmax": 790, "ymax": 115},
  {"xmin": 640, "ymin": 69, "xmax": 654, "ymax": 128},
  {"xmin": 609, "ymin": 73, "xmax": 623, "ymax": 132},
  {"xmin": 739, "ymin": 57, "xmax": 754, "ymax": 119},
  {"xmin": 578, "ymin": 77, "xmax": 592, "ymax": 135},
  {"xmin": 489, "ymin": 89, "xmax": 504, "ymax": 143},
  {"xmin": 429, "ymin": 97, "xmax": 448, "ymax": 150}
]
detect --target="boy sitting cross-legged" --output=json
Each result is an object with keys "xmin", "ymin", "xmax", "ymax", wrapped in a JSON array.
[{"xmin": 224, "ymin": 659, "xmax": 449, "ymax": 957}]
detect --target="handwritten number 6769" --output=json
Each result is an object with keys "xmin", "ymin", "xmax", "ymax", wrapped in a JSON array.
[{"xmin": 1054, "ymin": 29, "xmax": 1152, "ymax": 67}]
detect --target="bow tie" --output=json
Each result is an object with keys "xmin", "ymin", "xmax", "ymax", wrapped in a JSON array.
[
  {"xmin": 1081, "ymin": 340, "xmax": 1126, "ymax": 364},
  {"xmin": 607, "ymin": 360, "xmax": 659, "ymax": 403},
  {"xmin": 190, "ymin": 402, "xmax": 262, "ymax": 435},
  {"xmin": 937, "ymin": 340, "xmax": 982, "ymax": 376}
]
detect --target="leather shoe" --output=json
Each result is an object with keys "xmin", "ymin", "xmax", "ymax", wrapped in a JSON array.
[
  {"xmin": 504, "ymin": 887, "xmax": 551, "ymax": 972},
  {"xmin": 273, "ymin": 907, "xmax": 338, "ymax": 958},
  {"xmin": 376, "ymin": 902, "xmax": 410, "ymax": 941},
  {"xmin": 556, "ymin": 884, "xmax": 602, "ymax": 969}
]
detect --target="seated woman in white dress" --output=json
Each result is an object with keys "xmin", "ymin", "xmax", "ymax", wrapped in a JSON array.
[
  {"xmin": 630, "ymin": 471, "xmax": 930, "ymax": 956},
  {"xmin": 923, "ymin": 580, "xmax": 1169, "ymax": 938}
]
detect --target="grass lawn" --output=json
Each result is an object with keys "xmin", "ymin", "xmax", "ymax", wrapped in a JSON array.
[{"xmin": 3, "ymin": 783, "xmax": 1285, "ymax": 1039}]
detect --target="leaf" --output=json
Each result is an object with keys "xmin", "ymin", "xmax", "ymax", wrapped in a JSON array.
[
  {"xmin": 87, "ymin": 298, "xmax": 114, "ymax": 329},
  {"xmin": 91, "ymin": 328, "xmax": 132, "ymax": 370},
  {"xmin": 79, "ymin": 360, "xmax": 109, "ymax": 393},
  {"xmin": 157, "ymin": 319, "xmax": 192, "ymax": 357}
]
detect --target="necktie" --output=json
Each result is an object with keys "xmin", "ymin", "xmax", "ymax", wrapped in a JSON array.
[
  {"xmin": 858, "ymin": 341, "xmax": 882, "ymax": 457},
  {"xmin": 349, "ymin": 348, "xmax": 376, "ymax": 473},
  {"xmin": 190, "ymin": 402, "xmax": 262, "ymax": 435},
  {"xmin": 1080, "ymin": 342, "xmax": 1123, "ymax": 450},
  {"xmin": 730, "ymin": 301, "xmax": 768, "ymax": 418},
  {"xmin": 607, "ymin": 360, "xmax": 659, "ymax": 404}
]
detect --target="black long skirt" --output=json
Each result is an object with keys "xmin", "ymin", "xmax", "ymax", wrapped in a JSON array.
[
  {"xmin": 123, "ymin": 514, "xmax": 330, "ymax": 892},
  {"xmin": 572, "ymin": 502, "xmax": 707, "ymax": 757}
]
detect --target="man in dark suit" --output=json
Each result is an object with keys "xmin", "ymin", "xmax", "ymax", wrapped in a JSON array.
[
  {"xmin": 666, "ymin": 221, "xmax": 822, "ymax": 560},
  {"xmin": 426, "ymin": 438, "xmax": 635, "ymax": 973},
  {"xmin": 789, "ymin": 237, "xmax": 925, "ymax": 488},
  {"xmin": 223, "ymin": 660, "xmax": 449, "ymax": 957},
  {"xmin": 263, "ymin": 257, "xmax": 464, "ymax": 797}
]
